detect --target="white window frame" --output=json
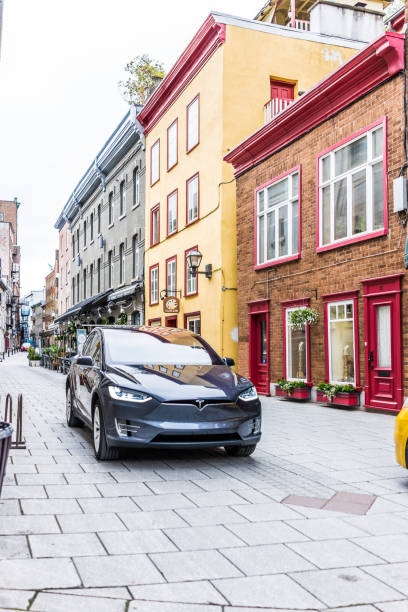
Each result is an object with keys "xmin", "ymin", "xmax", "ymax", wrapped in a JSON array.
[
  {"xmin": 186, "ymin": 314, "xmax": 200, "ymax": 334},
  {"xmin": 166, "ymin": 258, "xmax": 176, "ymax": 297},
  {"xmin": 318, "ymin": 123, "xmax": 385, "ymax": 249},
  {"xmin": 133, "ymin": 169, "xmax": 140, "ymax": 206},
  {"xmin": 108, "ymin": 251, "xmax": 114, "ymax": 288},
  {"xmin": 120, "ymin": 180, "xmax": 126, "ymax": 216},
  {"xmin": 327, "ymin": 299, "xmax": 356, "ymax": 385},
  {"xmin": 167, "ymin": 119, "xmax": 178, "ymax": 170},
  {"xmin": 185, "ymin": 248, "xmax": 197, "ymax": 296},
  {"xmin": 133, "ymin": 235, "xmax": 139, "ymax": 279},
  {"xmin": 285, "ymin": 306, "xmax": 308, "ymax": 382},
  {"xmin": 187, "ymin": 96, "xmax": 199, "ymax": 152},
  {"xmin": 256, "ymin": 169, "xmax": 299, "ymax": 267},
  {"xmin": 151, "ymin": 206, "xmax": 160, "ymax": 245},
  {"xmin": 151, "ymin": 140, "xmax": 160, "ymax": 185},
  {"xmin": 187, "ymin": 174, "xmax": 199, "ymax": 225},
  {"xmin": 119, "ymin": 243, "xmax": 125, "ymax": 285},
  {"xmin": 167, "ymin": 191, "xmax": 177, "ymax": 235},
  {"xmin": 150, "ymin": 265, "xmax": 159, "ymax": 305}
]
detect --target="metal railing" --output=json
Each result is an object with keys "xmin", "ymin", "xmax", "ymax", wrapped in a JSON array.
[
  {"xmin": 264, "ymin": 98, "xmax": 294, "ymax": 123},
  {"xmin": 293, "ymin": 19, "xmax": 310, "ymax": 31},
  {"xmin": 3, "ymin": 394, "xmax": 25, "ymax": 449}
]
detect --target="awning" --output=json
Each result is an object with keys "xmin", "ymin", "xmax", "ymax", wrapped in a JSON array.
[
  {"xmin": 54, "ymin": 306, "xmax": 81, "ymax": 324},
  {"xmin": 108, "ymin": 282, "xmax": 143, "ymax": 303},
  {"xmin": 54, "ymin": 289, "xmax": 113, "ymax": 324}
]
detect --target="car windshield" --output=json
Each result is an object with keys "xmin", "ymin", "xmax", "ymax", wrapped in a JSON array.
[{"xmin": 103, "ymin": 328, "xmax": 223, "ymax": 366}]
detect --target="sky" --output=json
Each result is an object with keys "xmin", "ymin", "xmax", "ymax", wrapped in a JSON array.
[{"xmin": 0, "ymin": 0, "xmax": 262, "ymax": 296}]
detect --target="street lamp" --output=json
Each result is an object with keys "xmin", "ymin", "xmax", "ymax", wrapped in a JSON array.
[{"xmin": 186, "ymin": 249, "xmax": 212, "ymax": 279}]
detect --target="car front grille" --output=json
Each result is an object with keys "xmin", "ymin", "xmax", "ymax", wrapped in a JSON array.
[{"xmin": 153, "ymin": 433, "xmax": 241, "ymax": 443}]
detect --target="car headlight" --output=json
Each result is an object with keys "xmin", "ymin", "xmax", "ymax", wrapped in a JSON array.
[
  {"xmin": 239, "ymin": 386, "xmax": 258, "ymax": 402},
  {"xmin": 108, "ymin": 386, "xmax": 151, "ymax": 403}
]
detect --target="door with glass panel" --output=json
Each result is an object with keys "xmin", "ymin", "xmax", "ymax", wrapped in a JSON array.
[
  {"xmin": 250, "ymin": 313, "xmax": 269, "ymax": 395},
  {"xmin": 366, "ymin": 294, "xmax": 401, "ymax": 411}
]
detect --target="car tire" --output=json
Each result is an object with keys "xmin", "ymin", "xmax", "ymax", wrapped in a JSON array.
[
  {"xmin": 225, "ymin": 444, "xmax": 257, "ymax": 457},
  {"xmin": 93, "ymin": 401, "xmax": 119, "ymax": 461},
  {"xmin": 66, "ymin": 387, "xmax": 83, "ymax": 427}
]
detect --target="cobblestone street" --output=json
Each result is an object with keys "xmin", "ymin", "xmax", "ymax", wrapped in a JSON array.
[{"xmin": 1, "ymin": 352, "xmax": 408, "ymax": 611}]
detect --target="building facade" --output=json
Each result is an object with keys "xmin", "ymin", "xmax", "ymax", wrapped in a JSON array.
[
  {"xmin": 30, "ymin": 298, "xmax": 45, "ymax": 349},
  {"xmin": 58, "ymin": 222, "xmax": 71, "ymax": 316},
  {"xmin": 225, "ymin": 29, "xmax": 406, "ymax": 412},
  {"xmin": 43, "ymin": 250, "xmax": 59, "ymax": 346},
  {"xmin": 139, "ymin": 3, "xmax": 381, "ymax": 363},
  {"xmin": 0, "ymin": 199, "xmax": 21, "ymax": 348},
  {"xmin": 54, "ymin": 107, "xmax": 145, "ymax": 336}
]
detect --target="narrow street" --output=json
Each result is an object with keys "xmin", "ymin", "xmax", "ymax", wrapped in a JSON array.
[{"xmin": 0, "ymin": 353, "xmax": 406, "ymax": 611}]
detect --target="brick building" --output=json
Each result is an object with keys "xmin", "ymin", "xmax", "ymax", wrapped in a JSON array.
[{"xmin": 225, "ymin": 30, "xmax": 407, "ymax": 412}]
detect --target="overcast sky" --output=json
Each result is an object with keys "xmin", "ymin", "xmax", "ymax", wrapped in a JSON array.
[{"xmin": 0, "ymin": 0, "xmax": 261, "ymax": 296}]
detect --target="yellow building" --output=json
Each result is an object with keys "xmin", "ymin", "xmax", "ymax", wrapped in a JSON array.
[{"xmin": 139, "ymin": 2, "xmax": 385, "ymax": 363}]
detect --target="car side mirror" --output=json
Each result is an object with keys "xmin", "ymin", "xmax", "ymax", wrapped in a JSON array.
[
  {"xmin": 76, "ymin": 356, "xmax": 94, "ymax": 367},
  {"xmin": 223, "ymin": 357, "xmax": 235, "ymax": 367}
]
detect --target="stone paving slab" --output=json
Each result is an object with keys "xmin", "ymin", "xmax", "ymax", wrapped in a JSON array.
[{"xmin": 1, "ymin": 353, "xmax": 408, "ymax": 610}]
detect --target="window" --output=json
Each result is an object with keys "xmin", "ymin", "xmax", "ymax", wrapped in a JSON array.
[
  {"xmin": 83, "ymin": 269, "xmax": 87, "ymax": 299},
  {"xmin": 131, "ymin": 311, "xmax": 141, "ymax": 326},
  {"xmin": 119, "ymin": 243, "xmax": 125, "ymax": 285},
  {"xmin": 318, "ymin": 121, "xmax": 386, "ymax": 251},
  {"xmin": 167, "ymin": 119, "xmax": 178, "ymax": 170},
  {"xmin": 167, "ymin": 190, "xmax": 178, "ymax": 235},
  {"xmin": 72, "ymin": 235, "xmax": 75, "ymax": 259},
  {"xmin": 185, "ymin": 247, "xmax": 198, "ymax": 296},
  {"xmin": 108, "ymin": 192, "xmax": 114, "ymax": 225},
  {"xmin": 72, "ymin": 277, "xmax": 75, "ymax": 304},
  {"xmin": 186, "ymin": 173, "xmax": 199, "ymax": 225},
  {"xmin": 0, "ymin": 213, "xmax": 4, "ymax": 222},
  {"xmin": 97, "ymin": 258, "xmax": 101, "ymax": 293},
  {"xmin": 65, "ymin": 261, "xmax": 69, "ymax": 285},
  {"xmin": 148, "ymin": 318, "xmax": 161, "ymax": 327},
  {"xmin": 255, "ymin": 168, "xmax": 300, "ymax": 268},
  {"xmin": 185, "ymin": 313, "xmax": 201, "ymax": 335},
  {"xmin": 90, "ymin": 213, "xmax": 94, "ymax": 241},
  {"xmin": 76, "ymin": 229, "xmax": 80, "ymax": 254},
  {"xmin": 133, "ymin": 168, "xmax": 140, "ymax": 207},
  {"xmin": 150, "ymin": 264, "xmax": 159, "ymax": 305},
  {"xmin": 119, "ymin": 180, "xmax": 126, "ymax": 216},
  {"xmin": 108, "ymin": 250, "xmax": 114, "ymax": 288},
  {"xmin": 132, "ymin": 235, "xmax": 139, "ymax": 279},
  {"xmin": 166, "ymin": 256, "xmax": 176, "ymax": 297},
  {"xmin": 326, "ymin": 299, "xmax": 357, "ymax": 385},
  {"xmin": 97, "ymin": 204, "xmax": 101, "ymax": 234},
  {"xmin": 83, "ymin": 220, "xmax": 87, "ymax": 246},
  {"xmin": 283, "ymin": 302, "xmax": 309, "ymax": 382},
  {"xmin": 187, "ymin": 95, "xmax": 199, "ymax": 152},
  {"xmin": 151, "ymin": 205, "xmax": 160, "ymax": 246},
  {"xmin": 76, "ymin": 273, "xmax": 79, "ymax": 302},
  {"xmin": 90, "ymin": 263, "xmax": 93, "ymax": 296},
  {"xmin": 151, "ymin": 140, "xmax": 160, "ymax": 185}
]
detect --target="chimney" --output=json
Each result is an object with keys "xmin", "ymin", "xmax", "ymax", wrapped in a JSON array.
[{"xmin": 309, "ymin": 0, "xmax": 384, "ymax": 43}]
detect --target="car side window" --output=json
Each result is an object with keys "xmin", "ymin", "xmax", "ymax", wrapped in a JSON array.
[
  {"xmin": 81, "ymin": 334, "xmax": 94, "ymax": 356},
  {"xmin": 90, "ymin": 334, "xmax": 101, "ymax": 368}
]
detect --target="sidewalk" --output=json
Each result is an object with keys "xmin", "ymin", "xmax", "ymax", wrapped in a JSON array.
[{"xmin": 0, "ymin": 352, "xmax": 408, "ymax": 611}]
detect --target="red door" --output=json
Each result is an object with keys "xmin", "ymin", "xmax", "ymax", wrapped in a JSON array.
[
  {"xmin": 249, "ymin": 300, "xmax": 270, "ymax": 395},
  {"xmin": 270, "ymin": 80, "xmax": 294, "ymax": 101},
  {"xmin": 363, "ymin": 274, "xmax": 403, "ymax": 412}
]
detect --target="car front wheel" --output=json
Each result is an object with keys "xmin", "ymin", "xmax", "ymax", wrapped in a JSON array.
[
  {"xmin": 93, "ymin": 401, "xmax": 119, "ymax": 461},
  {"xmin": 66, "ymin": 387, "xmax": 83, "ymax": 427},
  {"xmin": 225, "ymin": 444, "xmax": 257, "ymax": 457}
]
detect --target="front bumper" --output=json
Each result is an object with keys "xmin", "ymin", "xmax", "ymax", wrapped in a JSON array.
[{"xmin": 102, "ymin": 395, "xmax": 262, "ymax": 449}]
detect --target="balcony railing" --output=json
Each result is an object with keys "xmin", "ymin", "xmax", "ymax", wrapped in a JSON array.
[
  {"xmin": 292, "ymin": 19, "xmax": 310, "ymax": 31},
  {"xmin": 264, "ymin": 98, "xmax": 294, "ymax": 123}
]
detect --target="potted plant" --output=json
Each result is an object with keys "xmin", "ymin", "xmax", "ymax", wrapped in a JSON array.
[
  {"xmin": 316, "ymin": 382, "xmax": 360, "ymax": 407},
  {"xmin": 276, "ymin": 379, "xmax": 311, "ymax": 400},
  {"xmin": 27, "ymin": 347, "xmax": 41, "ymax": 367},
  {"xmin": 288, "ymin": 307, "xmax": 319, "ymax": 329}
]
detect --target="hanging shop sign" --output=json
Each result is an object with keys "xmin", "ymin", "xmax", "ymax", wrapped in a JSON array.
[{"xmin": 163, "ymin": 296, "xmax": 180, "ymax": 314}]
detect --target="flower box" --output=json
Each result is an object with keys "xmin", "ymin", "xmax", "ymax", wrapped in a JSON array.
[
  {"xmin": 276, "ymin": 386, "xmax": 311, "ymax": 401},
  {"xmin": 316, "ymin": 390, "xmax": 360, "ymax": 407}
]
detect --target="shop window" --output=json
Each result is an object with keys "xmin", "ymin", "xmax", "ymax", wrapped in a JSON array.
[
  {"xmin": 151, "ymin": 139, "xmax": 160, "ymax": 185},
  {"xmin": 325, "ymin": 298, "xmax": 358, "ymax": 385},
  {"xmin": 285, "ymin": 307, "xmax": 308, "ymax": 381},
  {"xmin": 149, "ymin": 317, "xmax": 161, "ymax": 326},
  {"xmin": 132, "ymin": 311, "xmax": 141, "ymax": 326},
  {"xmin": 185, "ymin": 313, "xmax": 201, "ymax": 335},
  {"xmin": 255, "ymin": 167, "xmax": 300, "ymax": 269},
  {"xmin": 167, "ymin": 119, "xmax": 178, "ymax": 170},
  {"xmin": 317, "ymin": 120, "xmax": 386, "ymax": 252}
]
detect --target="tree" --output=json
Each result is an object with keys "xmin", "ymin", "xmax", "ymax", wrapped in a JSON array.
[{"xmin": 119, "ymin": 54, "xmax": 166, "ymax": 106}]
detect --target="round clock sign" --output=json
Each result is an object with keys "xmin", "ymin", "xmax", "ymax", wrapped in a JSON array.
[{"xmin": 163, "ymin": 296, "xmax": 180, "ymax": 314}]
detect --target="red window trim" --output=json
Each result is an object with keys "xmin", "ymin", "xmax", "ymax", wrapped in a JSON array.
[
  {"xmin": 165, "ymin": 255, "xmax": 177, "ymax": 296},
  {"xmin": 150, "ymin": 204, "xmax": 160, "ymax": 247},
  {"xmin": 184, "ymin": 311, "xmax": 201, "ymax": 333},
  {"xmin": 254, "ymin": 165, "xmax": 301, "ymax": 271},
  {"xmin": 186, "ymin": 172, "xmax": 200, "ymax": 226},
  {"xmin": 186, "ymin": 94, "xmax": 200, "ymax": 154},
  {"xmin": 322, "ymin": 290, "xmax": 360, "ymax": 387},
  {"xmin": 167, "ymin": 119, "xmax": 178, "ymax": 171},
  {"xmin": 281, "ymin": 298, "xmax": 311, "ymax": 383},
  {"xmin": 165, "ymin": 315, "xmax": 178, "ymax": 327},
  {"xmin": 148, "ymin": 317, "xmax": 161, "ymax": 326},
  {"xmin": 166, "ymin": 189, "xmax": 178, "ymax": 237},
  {"xmin": 184, "ymin": 245, "xmax": 198, "ymax": 297},
  {"xmin": 149, "ymin": 264, "xmax": 159, "ymax": 306},
  {"xmin": 316, "ymin": 117, "xmax": 388, "ymax": 254},
  {"xmin": 150, "ymin": 138, "xmax": 160, "ymax": 186}
]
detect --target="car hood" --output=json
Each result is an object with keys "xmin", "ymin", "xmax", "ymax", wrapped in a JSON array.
[{"xmin": 105, "ymin": 363, "xmax": 251, "ymax": 402}]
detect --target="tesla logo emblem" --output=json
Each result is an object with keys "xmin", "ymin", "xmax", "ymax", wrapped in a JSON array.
[{"xmin": 196, "ymin": 400, "xmax": 205, "ymax": 411}]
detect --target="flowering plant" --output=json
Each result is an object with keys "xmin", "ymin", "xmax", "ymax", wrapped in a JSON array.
[
  {"xmin": 278, "ymin": 379, "xmax": 308, "ymax": 395},
  {"xmin": 289, "ymin": 308, "xmax": 319, "ymax": 330},
  {"xmin": 317, "ymin": 382, "xmax": 357, "ymax": 400}
]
